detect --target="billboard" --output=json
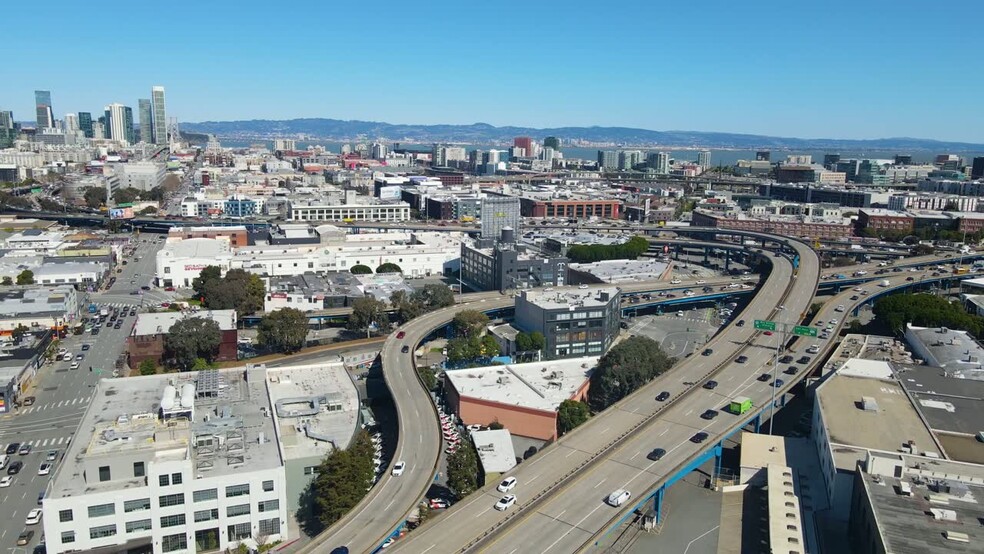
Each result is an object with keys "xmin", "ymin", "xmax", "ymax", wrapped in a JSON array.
[
  {"xmin": 378, "ymin": 185, "xmax": 402, "ymax": 201},
  {"xmin": 109, "ymin": 206, "xmax": 135, "ymax": 220}
]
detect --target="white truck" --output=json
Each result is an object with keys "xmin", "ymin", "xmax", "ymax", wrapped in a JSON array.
[{"xmin": 879, "ymin": 279, "xmax": 890, "ymax": 287}]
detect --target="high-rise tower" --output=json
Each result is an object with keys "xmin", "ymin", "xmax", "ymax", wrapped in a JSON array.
[
  {"xmin": 151, "ymin": 86, "xmax": 167, "ymax": 145},
  {"xmin": 35, "ymin": 90, "xmax": 54, "ymax": 129},
  {"xmin": 138, "ymin": 99, "xmax": 153, "ymax": 144}
]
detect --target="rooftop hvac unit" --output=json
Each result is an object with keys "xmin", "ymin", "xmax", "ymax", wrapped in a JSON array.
[{"xmin": 861, "ymin": 396, "xmax": 879, "ymax": 412}]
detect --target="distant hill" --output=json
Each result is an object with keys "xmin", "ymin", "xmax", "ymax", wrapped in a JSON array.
[{"xmin": 180, "ymin": 118, "xmax": 984, "ymax": 151}]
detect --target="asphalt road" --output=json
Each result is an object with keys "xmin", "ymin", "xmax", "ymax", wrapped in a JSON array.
[{"xmin": 0, "ymin": 237, "xmax": 166, "ymax": 550}]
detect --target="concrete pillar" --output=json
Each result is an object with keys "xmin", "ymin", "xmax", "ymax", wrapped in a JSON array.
[{"xmin": 654, "ymin": 486, "xmax": 665, "ymax": 524}]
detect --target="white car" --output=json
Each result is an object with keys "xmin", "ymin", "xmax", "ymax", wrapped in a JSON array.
[
  {"xmin": 578, "ymin": 284, "xmax": 589, "ymax": 289},
  {"xmin": 38, "ymin": 463, "xmax": 51, "ymax": 476},
  {"xmin": 834, "ymin": 305, "xmax": 845, "ymax": 312},
  {"xmin": 0, "ymin": 476, "xmax": 12, "ymax": 487},
  {"xmin": 25, "ymin": 508, "xmax": 42, "ymax": 525},
  {"xmin": 62, "ymin": 353, "xmax": 73, "ymax": 361},
  {"xmin": 497, "ymin": 476, "xmax": 517, "ymax": 492},
  {"xmin": 695, "ymin": 280, "xmax": 706, "ymax": 285},
  {"xmin": 607, "ymin": 489, "xmax": 632, "ymax": 507},
  {"xmin": 829, "ymin": 319, "xmax": 839, "ymax": 325},
  {"xmin": 70, "ymin": 362, "xmax": 80, "ymax": 370},
  {"xmin": 391, "ymin": 461, "xmax": 406, "ymax": 476},
  {"xmin": 494, "ymin": 494, "xmax": 517, "ymax": 511},
  {"xmin": 670, "ymin": 279, "xmax": 681, "ymax": 285}
]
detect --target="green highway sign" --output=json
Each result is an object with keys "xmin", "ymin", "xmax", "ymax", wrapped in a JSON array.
[
  {"xmin": 754, "ymin": 320, "xmax": 776, "ymax": 331},
  {"xmin": 793, "ymin": 325, "xmax": 818, "ymax": 337}
]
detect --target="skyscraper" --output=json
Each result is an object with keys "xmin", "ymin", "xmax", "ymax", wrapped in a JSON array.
[
  {"xmin": 972, "ymin": 157, "xmax": 984, "ymax": 180},
  {"xmin": 0, "ymin": 111, "xmax": 12, "ymax": 130},
  {"xmin": 756, "ymin": 151, "xmax": 771, "ymax": 161},
  {"xmin": 619, "ymin": 150, "xmax": 642, "ymax": 170},
  {"xmin": 138, "ymin": 99, "xmax": 153, "ymax": 144},
  {"xmin": 35, "ymin": 90, "xmax": 54, "ymax": 129},
  {"xmin": 63, "ymin": 113, "xmax": 79, "ymax": 132},
  {"xmin": 647, "ymin": 151, "xmax": 669, "ymax": 174},
  {"xmin": 697, "ymin": 149, "xmax": 711, "ymax": 170},
  {"xmin": 78, "ymin": 112, "xmax": 93, "ymax": 138},
  {"xmin": 514, "ymin": 136, "xmax": 533, "ymax": 153},
  {"xmin": 0, "ymin": 110, "xmax": 14, "ymax": 148},
  {"xmin": 151, "ymin": 86, "xmax": 167, "ymax": 144},
  {"xmin": 123, "ymin": 106, "xmax": 135, "ymax": 144},
  {"xmin": 104, "ymin": 103, "xmax": 133, "ymax": 144},
  {"xmin": 543, "ymin": 136, "xmax": 561, "ymax": 150},
  {"xmin": 597, "ymin": 150, "xmax": 618, "ymax": 169}
]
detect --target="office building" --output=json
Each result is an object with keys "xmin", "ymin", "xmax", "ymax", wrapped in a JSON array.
[
  {"xmin": 0, "ymin": 285, "xmax": 80, "ymax": 333},
  {"xmin": 113, "ymin": 162, "xmax": 166, "ymax": 191},
  {"xmin": 618, "ymin": 150, "xmax": 642, "ymax": 170},
  {"xmin": 138, "ymin": 99, "xmax": 153, "ymax": 144},
  {"xmin": 370, "ymin": 142, "xmax": 387, "ymax": 159},
  {"xmin": 78, "ymin": 112, "xmax": 94, "ymax": 138},
  {"xmin": 63, "ymin": 113, "xmax": 79, "ymax": 133},
  {"xmin": 287, "ymin": 201, "xmax": 410, "ymax": 222},
  {"xmin": 273, "ymin": 139, "xmax": 296, "ymax": 152},
  {"xmin": 543, "ymin": 136, "xmax": 561, "ymax": 150},
  {"xmin": 460, "ymin": 237, "xmax": 567, "ymax": 292},
  {"xmin": 104, "ymin": 103, "xmax": 134, "ymax": 144},
  {"xmin": 972, "ymin": 157, "xmax": 984, "ymax": 180},
  {"xmin": 0, "ymin": 110, "xmax": 13, "ymax": 131},
  {"xmin": 647, "ymin": 151, "xmax": 669, "ymax": 174},
  {"xmin": 513, "ymin": 136, "xmax": 533, "ymax": 154},
  {"xmin": 697, "ymin": 149, "xmax": 711, "ymax": 170},
  {"xmin": 0, "ymin": 110, "xmax": 13, "ymax": 148},
  {"xmin": 152, "ymin": 86, "xmax": 167, "ymax": 145},
  {"xmin": 519, "ymin": 197, "xmax": 621, "ymax": 219},
  {"xmin": 514, "ymin": 286, "xmax": 621, "ymax": 360},
  {"xmin": 432, "ymin": 144, "xmax": 467, "ymax": 167},
  {"xmin": 480, "ymin": 196, "xmax": 521, "ymax": 239},
  {"xmin": 42, "ymin": 368, "xmax": 288, "ymax": 554},
  {"xmin": 894, "ymin": 154, "xmax": 912, "ymax": 165},
  {"xmin": 756, "ymin": 151, "xmax": 771, "ymax": 161},
  {"xmin": 597, "ymin": 150, "xmax": 618, "ymax": 169},
  {"xmin": 35, "ymin": 90, "xmax": 54, "ymax": 129}
]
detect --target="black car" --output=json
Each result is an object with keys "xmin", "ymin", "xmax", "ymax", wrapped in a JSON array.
[
  {"xmin": 850, "ymin": 295, "xmax": 859, "ymax": 300},
  {"xmin": 702, "ymin": 348, "xmax": 713, "ymax": 356},
  {"xmin": 906, "ymin": 276, "xmax": 915, "ymax": 281},
  {"xmin": 784, "ymin": 366, "xmax": 799, "ymax": 375},
  {"xmin": 703, "ymin": 380, "xmax": 718, "ymax": 390},
  {"xmin": 779, "ymin": 355, "xmax": 793, "ymax": 364},
  {"xmin": 700, "ymin": 409, "xmax": 719, "ymax": 420},
  {"xmin": 735, "ymin": 355, "xmax": 748, "ymax": 363},
  {"xmin": 691, "ymin": 432, "xmax": 709, "ymax": 443},
  {"xmin": 735, "ymin": 320, "xmax": 745, "ymax": 327},
  {"xmin": 6, "ymin": 443, "xmax": 19, "ymax": 455},
  {"xmin": 141, "ymin": 285, "xmax": 151, "ymax": 291},
  {"xmin": 797, "ymin": 356, "xmax": 811, "ymax": 364},
  {"xmin": 757, "ymin": 373, "xmax": 771, "ymax": 382},
  {"xmin": 8, "ymin": 460, "xmax": 23, "ymax": 475},
  {"xmin": 647, "ymin": 448, "xmax": 667, "ymax": 461},
  {"xmin": 655, "ymin": 391, "xmax": 670, "ymax": 402},
  {"xmin": 82, "ymin": 344, "xmax": 90, "ymax": 351},
  {"xmin": 401, "ymin": 345, "xmax": 410, "ymax": 353}
]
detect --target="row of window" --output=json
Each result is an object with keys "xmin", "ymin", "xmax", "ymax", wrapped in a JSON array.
[
  {"xmin": 61, "ymin": 514, "xmax": 281, "ymax": 546},
  {"xmin": 60, "ymin": 481, "xmax": 277, "ymax": 522}
]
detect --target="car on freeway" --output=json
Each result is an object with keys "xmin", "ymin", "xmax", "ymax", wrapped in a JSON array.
[
  {"xmin": 396, "ymin": 331, "xmax": 405, "ymax": 339},
  {"xmin": 81, "ymin": 344, "xmax": 90, "ymax": 351},
  {"xmin": 391, "ymin": 461, "xmax": 406, "ymax": 476},
  {"xmin": 735, "ymin": 355, "xmax": 748, "ymax": 363},
  {"xmin": 429, "ymin": 498, "xmax": 450, "ymax": 509},
  {"xmin": 906, "ymin": 276, "xmax": 915, "ymax": 281},
  {"xmin": 703, "ymin": 380, "xmax": 718, "ymax": 390},
  {"xmin": 579, "ymin": 284, "xmax": 589, "ymax": 289},
  {"xmin": 647, "ymin": 448, "xmax": 667, "ymax": 461},
  {"xmin": 606, "ymin": 489, "xmax": 631, "ymax": 507},
  {"xmin": 0, "ymin": 476, "xmax": 12, "ymax": 487},
  {"xmin": 757, "ymin": 373, "xmax": 771, "ymax": 382},
  {"xmin": 497, "ymin": 476, "xmax": 517, "ymax": 492},
  {"xmin": 46, "ymin": 450, "xmax": 57, "ymax": 462},
  {"xmin": 772, "ymin": 379, "xmax": 785, "ymax": 388},
  {"xmin": 495, "ymin": 494, "xmax": 517, "ymax": 511},
  {"xmin": 702, "ymin": 348, "xmax": 713, "ymax": 356},
  {"xmin": 700, "ymin": 409, "xmax": 719, "ymax": 420},
  {"xmin": 37, "ymin": 490, "xmax": 44, "ymax": 504},
  {"xmin": 797, "ymin": 356, "xmax": 811, "ymax": 364},
  {"xmin": 691, "ymin": 432, "xmax": 709, "ymax": 443},
  {"xmin": 401, "ymin": 345, "xmax": 410, "ymax": 353},
  {"xmin": 141, "ymin": 285, "xmax": 151, "ymax": 291},
  {"xmin": 784, "ymin": 366, "xmax": 799, "ymax": 375},
  {"xmin": 38, "ymin": 463, "xmax": 51, "ymax": 476},
  {"xmin": 736, "ymin": 319, "xmax": 745, "ymax": 327},
  {"xmin": 656, "ymin": 391, "xmax": 670, "ymax": 402},
  {"xmin": 850, "ymin": 295, "xmax": 859, "ymax": 301},
  {"xmin": 763, "ymin": 330, "xmax": 773, "ymax": 336},
  {"xmin": 16, "ymin": 530, "xmax": 33, "ymax": 546},
  {"xmin": 7, "ymin": 461, "xmax": 23, "ymax": 475},
  {"xmin": 25, "ymin": 508, "xmax": 42, "ymax": 525},
  {"xmin": 19, "ymin": 444, "xmax": 31, "ymax": 455}
]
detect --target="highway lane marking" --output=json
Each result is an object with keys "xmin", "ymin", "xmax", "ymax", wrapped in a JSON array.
[
  {"xmin": 592, "ymin": 478, "xmax": 607, "ymax": 489},
  {"xmin": 658, "ymin": 429, "xmax": 669, "ymax": 436},
  {"xmin": 685, "ymin": 409, "xmax": 693, "ymax": 416},
  {"xmin": 565, "ymin": 449, "xmax": 577, "ymax": 458},
  {"xmin": 527, "ymin": 473, "xmax": 541, "ymax": 484},
  {"xmin": 474, "ymin": 506, "xmax": 492, "ymax": 518},
  {"xmin": 420, "ymin": 546, "xmax": 436, "ymax": 554},
  {"xmin": 542, "ymin": 504, "xmax": 605, "ymax": 553},
  {"xmin": 599, "ymin": 427, "xmax": 609, "ymax": 434}
]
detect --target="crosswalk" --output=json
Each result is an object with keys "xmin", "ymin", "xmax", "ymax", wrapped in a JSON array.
[
  {"xmin": 96, "ymin": 302, "xmax": 139, "ymax": 309},
  {"xmin": 19, "ymin": 396, "xmax": 90, "ymax": 414},
  {"xmin": 0, "ymin": 436, "xmax": 71, "ymax": 450}
]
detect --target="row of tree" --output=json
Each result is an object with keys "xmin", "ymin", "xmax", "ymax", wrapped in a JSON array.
[
  {"xmin": 587, "ymin": 336, "xmax": 676, "ymax": 411},
  {"xmin": 873, "ymin": 293, "xmax": 984, "ymax": 338},
  {"xmin": 566, "ymin": 236, "xmax": 650, "ymax": 263},
  {"xmin": 193, "ymin": 266, "xmax": 266, "ymax": 316},
  {"xmin": 0, "ymin": 270, "xmax": 35, "ymax": 286},
  {"xmin": 350, "ymin": 263, "xmax": 402, "ymax": 275},
  {"xmin": 446, "ymin": 310, "xmax": 501, "ymax": 365},
  {"xmin": 312, "ymin": 430, "xmax": 376, "ymax": 527},
  {"xmin": 81, "ymin": 185, "xmax": 167, "ymax": 209},
  {"xmin": 346, "ymin": 284, "xmax": 457, "ymax": 335}
]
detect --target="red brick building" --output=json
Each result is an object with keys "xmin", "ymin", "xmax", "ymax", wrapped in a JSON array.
[
  {"xmin": 857, "ymin": 209, "xmax": 915, "ymax": 234},
  {"xmin": 167, "ymin": 226, "xmax": 249, "ymax": 248},
  {"xmin": 519, "ymin": 197, "xmax": 621, "ymax": 219},
  {"xmin": 692, "ymin": 210, "xmax": 853, "ymax": 239},
  {"xmin": 127, "ymin": 310, "xmax": 238, "ymax": 368}
]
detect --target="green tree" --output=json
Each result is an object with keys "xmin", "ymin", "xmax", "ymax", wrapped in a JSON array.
[
  {"xmin": 480, "ymin": 334, "xmax": 501, "ymax": 357},
  {"xmin": 847, "ymin": 320, "xmax": 864, "ymax": 334},
  {"xmin": 808, "ymin": 302, "xmax": 824, "ymax": 317},
  {"xmin": 873, "ymin": 293, "xmax": 984, "ymax": 337},
  {"xmin": 452, "ymin": 310, "xmax": 489, "ymax": 338},
  {"xmin": 566, "ymin": 236, "xmax": 650, "ymax": 264},
  {"xmin": 192, "ymin": 266, "xmax": 222, "ymax": 299},
  {"xmin": 257, "ymin": 308, "xmax": 310, "ymax": 354},
  {"xmin": 138, "ymin": 206, "xmax": 158, "ymax": 215},
  {"xmin": 418, "ymin": 366, "xmax": 437, "ymax": 391},
  {"xmin": 138, "ymin": 358, "xmax": 157, "ymax": 376},
  {"xmin": 350, "ymin": 264, "xmax": 373, "ymax": 275},
  {"xmin": 488, "ymin": 419, "xmax": 504, "ymax": 430},
  {"xmin": 15, "ymin": 269, "xmax": 34, "ymax": 285},
  {"xmin": 446, "ymin": 440, "xmax": 480, "ymax": 497},
  {"xmin": 163, "ymin": 317, "xmax": 222, "ymax": 371},
  {"xmin": 348, "ymin": 296, "xmax": 387, "ymax": 334},
  {"xmin": 202, "ymin": 269, "xmax": 264, "ymax": 316},
  {"xmin": 557, "ymin": 399, "xmax": 590, "ymax": 435},
  {"xmin": 191, "ymin": 358, "xmax": 214, "ymax": 371},
  {"xmin": 411, "ymin": 283, "xmax": 455, "ymax": 311},
  {"xmin": 375, "ymin": 262, "xmax": 402, "ymax": 274},
  {"xmin": 112, "ymin": 187, "xmax": 141, "ymax": 205},
  {"xmin": 1, "ymin": 276, "xmax": 11, "ymax": 286},
  {"xmin": 82, "ymin": 186, "xmax": 105, "ymax": 209},
  {"xmin": 141, "ymin": 186, "xmax": 166, "ymax": 202},
  {"xmin": 10, "ymin": 324, "xmax": 29, "ymax": 343},
  {"xmin": 588, "ymin": 336, "xmax": 675, "ymax": 412},
  {"xmin": 913, "ymin": 243, "xmax": 935, "ymax": 256},
  {"xmin": 389, "ymin": 290, "xmax": 423, "ymax": 323},
  {"xmin": 313, "ymin": 430, "xmax": 375, "ymax": 527}
]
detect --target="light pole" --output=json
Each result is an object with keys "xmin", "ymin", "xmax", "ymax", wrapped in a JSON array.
[{"xmin": 768, "ymin": 312, "xmax": 783, "ymax": 435}]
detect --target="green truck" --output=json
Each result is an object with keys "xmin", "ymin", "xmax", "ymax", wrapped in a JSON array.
[{"xmin": 728, "ymin": 396, "xmax": 753, "ymax": 415}]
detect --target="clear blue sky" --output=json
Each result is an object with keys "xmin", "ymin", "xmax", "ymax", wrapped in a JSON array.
[{"xmin": 6, "ymin": 0, "xmax": 983, "ymax": 143}]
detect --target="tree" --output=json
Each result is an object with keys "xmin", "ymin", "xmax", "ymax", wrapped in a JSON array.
[
  {"xmin": 138, "ymin": 206, "xmax": 158, "ymax": 215},
  {"xmin": 390, "ymin": 290, "xmax": 423, "ymax": 323},
  {"xmin": 566, "ymin": 236, "xmax": 650, "ymax": 264},
  {"xmin": 82, "ymin": 186, "xmax": 105, "ymax": 209},
  {"xmin": 138, "ymin": 359, "xmax": 157, "ymax": 376},
  {"xmin": 112, "ymin": 187, "xmax": 141, "ymax": 205},
  {"xmin": 831, "ymin": 257, "xmax": 855, "ymax": 268},
  {"xmin": 446, "ymin": 440, "xmax": 480, "ymax": 497},
  {"xmin": 488, "ymin": 419, "xmax": 504, "ymax": 430},
  {"xmin": 201, "ymin": 268, "xmax": 264, "ymax": 316},
  {"xmin": 411, "ymin": 283, "xmax": 455, "ymax": 311},
  {"xmin": 10, "ymin": 324, "xmax": 28, "ymax": 343},
  {"xmin": 192, "ymin": 266, "xmax": 222, "ymax": 299},
  {"xmin": 557, "ymin": 399, "xmax": 590, "ymax": 435},
  {"xmin": 588, "ymin": 336, "xmax": 675, "ymax": 412},
  {"xmin": 258, "ymin": 308, "xmax": 310, "ymax": 354},
  {"xmin": 348, "ymin": 296, "xmax": 387, "ymax": 334},
  {"xmin": 15, "ymin": 269, "xmax": 34, "ymax": 285},
  {"xmin": 141, "ymin": 186, "xmax": 166, "ymax": 202},
  {"xmin": 847, "ymin": 320, "xmax": 864, "ymax": 334},
  {"xmin": 516, "ymin": 331, "xmax": 545, "ymax": 354},
  {"xmin": 452, "ymin": 310, "xmax": 489, "ymax": 338},
  {"xmin": 418, "ymin": 365, "xmax": 437, "ymax": 391},
  {"xmin": 313, "ymin": 430, "xmax": 375, "ymax": 527},
  {"xmin": 375, "ymin": 263, "xmax": 402, "ymax": 274},
  {"xmin": 350, "ymin": 264, "xmax": 373, "ymax": 275},
  {"xmin": 163, "ymin": 317, "xmax": 222, "ymax": 371},
  {"xmin": 913, "ymin": 243, "xmax": 935, "ymax": 256},
  {"xmin": 808, "ymin": 302, "xmax": 824, "ymax": 317},
  {"xmin": 1, "ymin": 276, "xmax": 11, "ymax": 286},
  {"xmin": 480, "ymin": 334, "xmax": 501, "ymax": 357},
  {"xmin": 874, "ymin": 293, "xmax": 984, "ymax": 338}
]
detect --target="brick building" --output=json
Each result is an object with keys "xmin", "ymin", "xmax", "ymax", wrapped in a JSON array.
[
  {"xmin": 519, "ymin": 197, "xmax": 621, "ymax": 219},
  {"xmin": 127, "ymin": 310, "xmax": 238, "ymax": 368},
  {"xmin": 167, "ymin": 225, "xmax": 249, "ymax": 248},
  {"xmin": 692, "ymin": 210, "xmax": 853, "ymax": 239},
  {"xmin": 856, "ymin": 209, "xmax": 915, "ymax": 234}
]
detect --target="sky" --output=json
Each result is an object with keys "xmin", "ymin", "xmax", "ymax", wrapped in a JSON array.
[{"xmin": 5, "ymin": 0, "xmax": 984, "ymax": 143}]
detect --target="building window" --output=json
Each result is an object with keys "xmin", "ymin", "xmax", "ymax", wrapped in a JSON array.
[
  {"xmin": 159, "ymin": 474, "xmax": 170, "ymax": 487},
  {"xmin": 98, "ymin": 465, "xmax": 111, "ymax": 482},
  {"xmin": 160, "ymin": 514, "xmax": 186, "ymax": 528},
  {"xmin": 61, "ymin": 531, "xmax": 75, "ymax": 543},
  {"xmin": 159, "ymin": 493, "xmax": 185, "ymax": 507},
  {"xmin": 195, "ymin": 508, "xmax": 219, "ymax": 522},
  {"xmin": 88, "ymin": 503, "xmax": 116, "ymax": 518},
  {"xmin": 171, "ymin": 472, "xmax": 183, "ymax": 485},
  {"xmin": 303, "ymin": 466, "xmax": 318, "ymax": 476},
  {"xmin": 132, "ymin": 461, "xmax": 145, "ymax": 477},
  {"xmin": 58, "ymin": 509, "xmax": 73, "ymax": 522},
  {"xmin": 227, "ymin": 503, "xmax": 250, "ymax": 517},
  {"xmin": 227, "ymin": 523, "xmax": 251, "ymax": 541},
  {"xmin": 259, "ymin": 517, "xmax": 281, "ymax": 535},
  {"xmin": 226, "ymin": 484, "xmax": 250, "ymax": 497},
  {"xmin": 263, "ymin": 480, "xmax": 274, "ymax": 492},
  {"xmin": 194, "ymin": 488, "xmax": 217, "ymax": 502},
  {"xmin": 258, "ymin": 499, "xmax": 279, "ymax": 512},
  {"xmin": 124, "ymin": 498, "xmax": 151, "ymax": 513},
  {"xmin": 89, "ymin": 525, "xmax": 117, "ymax": 540},
  {"xmin": 125, "ymin": 519, "xmax": 152, "ymax": 533},
  {"xmin": 162, "ymin": 533, "xmax": 188, "ymax": 553}
]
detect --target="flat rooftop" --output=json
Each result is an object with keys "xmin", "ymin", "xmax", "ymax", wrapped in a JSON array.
[
  {"xmin": 568, "ymin": 259, "xmax": 669, "ymax": 283},
  {"xmin": 49, "ymin": 368, "xmax": 281, "ymax": 498},
  {"xmin": 159, "ymin": 237, "xmax": 232, "ymax": 258},
  {"xmin": 132, "ymin": 309, "xmax": 237, "ymax": 336},
  {"xmin": 817, "ymin": 371, "xmax": 940, "ymax": 460},
  {"xmin": 471, "ymin": 429, "xmax": 516, "ymax": 474},
  {"xmin": 0, "ymin": 285, "xmax": 75, "ymax": 317},
  {"xmin": 897, "ymin": 364, "xmax": 984, "ymax": 439},
  {"xmin": 446, "ymin": 357, "xmax": 597, "ymax": 412},
  {"xmin": 906, "ymin": 324, "xmax": 984, "ymax": 377},
  {"xmin": 265, "ymin": 363, "xmax": 360, "ymax": 460},
  {"xmin": 518, "ymin": 287, "xmax": 620, "ymax": 311}
]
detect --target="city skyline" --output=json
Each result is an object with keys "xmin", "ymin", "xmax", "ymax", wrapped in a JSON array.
[{"xmin": 4, "ymin": 0, "xmax": 983, "ymax": 143}]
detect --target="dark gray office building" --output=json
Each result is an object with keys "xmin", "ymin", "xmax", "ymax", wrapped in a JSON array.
[
  {"xmin": 460, "ymin": 230, "xmax": 567, "ymax": 292},
  {"xmin": 514, "ymin": 286, "xmax": 621, "ymax": 359}
]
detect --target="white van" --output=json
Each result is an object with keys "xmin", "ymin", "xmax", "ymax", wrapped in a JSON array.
[
  {"xmin": 0, "ymin": 454, "xmax": 8, "ymax": 469},
  {"xmin": 607, "ymin": 489, "xmax": 631, "ymax": 507}
]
